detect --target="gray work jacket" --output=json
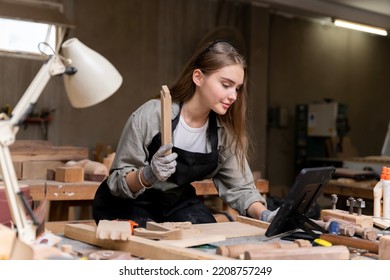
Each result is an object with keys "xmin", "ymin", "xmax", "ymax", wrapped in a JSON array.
[{"xmin": 107, "ymin": 99, "xmax": 266, "ymax": 216}]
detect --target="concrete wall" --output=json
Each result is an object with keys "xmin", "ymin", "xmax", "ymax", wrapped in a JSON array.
[{"xmin": 1, "ymin": 0, "xmax": 390, "ymax": 196}]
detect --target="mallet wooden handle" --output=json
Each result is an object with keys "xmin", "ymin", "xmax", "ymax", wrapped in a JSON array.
[{"xmin": 320, "ymin": 233, "xmax": 379, "ymax": 253}]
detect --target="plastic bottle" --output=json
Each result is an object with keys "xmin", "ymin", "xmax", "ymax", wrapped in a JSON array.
[{"xmin": 382, "ymin": 167, "xmax": 390, "ymax": 219}]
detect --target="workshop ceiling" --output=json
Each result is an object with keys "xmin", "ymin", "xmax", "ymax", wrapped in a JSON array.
[
  {"xmin": 251, "ymin": 0, "xmax": 390, "ymax": 30},
  {"xmin": 325, "ymin": 0, "xmax": 390, "ymax": 17}
]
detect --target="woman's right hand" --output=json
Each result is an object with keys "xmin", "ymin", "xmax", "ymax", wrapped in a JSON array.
[{"xmin": 143, "ymin": 143, "xmax": 178, "ymax": 184}]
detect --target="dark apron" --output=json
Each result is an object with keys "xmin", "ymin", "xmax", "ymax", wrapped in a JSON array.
[{"xmin": 93, "ymin": 109, "xmax": 219, "ymax": 227}]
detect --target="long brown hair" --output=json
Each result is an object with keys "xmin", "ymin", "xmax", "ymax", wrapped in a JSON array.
[{"xmin": 170, "ymin": 40, "xmax": 249, "ymax": 170}]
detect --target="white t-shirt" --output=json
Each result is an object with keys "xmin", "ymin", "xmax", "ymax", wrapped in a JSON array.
[{"xmin": 173, "ymin": 115, "xmax": 208, "ymax": 153}]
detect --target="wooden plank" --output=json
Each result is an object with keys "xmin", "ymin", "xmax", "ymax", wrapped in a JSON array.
[
  {"xmin": 244, "ymin": 245, "xmax": 350, "ymax": 260},
  {"xmin": 160, "ymin": 85, "xmax": 172, "ymax": 154},
  {"xmin": 217, "ymin": 240, "xmax": 312, "ymax": 258},
  {"xmin": 45, "ymin": 220, "xmax": 95, "ymax": 235},
  {"xmin": 236, "ymin": 215, "xmax": 270, "ymax": 229},
  {"xmin": 10, "ymin": 140, "xmax": 88, "ymax": 162},
  {"xmin": 64, "ymin": 223, "xmax": 231, "ymax": 260},
  {"xmin": 159, "ymin": 233, "xmax": 226, "ymax": 248},
  {"xmin": 191, "ymin": 222, "xmax": 266, "ymax": 238}
]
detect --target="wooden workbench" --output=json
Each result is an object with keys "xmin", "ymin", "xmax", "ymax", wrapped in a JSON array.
[
  {"xmin": 323, "ymin": 178, "xmax": 378, "ymax": 215},
  {"xmin": 323, "ymin": 178, "xmax": 377, "ymax": 200},
  {"xmin": 22, "ymin": 179, "xmax": 269, "ymax": 221}
]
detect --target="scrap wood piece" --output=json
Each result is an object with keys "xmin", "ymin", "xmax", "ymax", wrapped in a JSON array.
[
  {"xmin": 147, "ymin": 221, "xmax": 192, "ymax": 231},
  {"xmin": 244, "ymin": 245, "xmax": 350, "ymax": 260},
  {"xmin": 236, "ymin": 215, "xmax": 270, "ymax": 229},
  {"xmin": 96, "ymin": 220, "xmax": 138, "ymax": 241},
  {"xmin": 321, "ymin": 209, "xmax": 373, "ymax": 228},
  {"xmin": 133, "ymin": 227, "xmax": 183, "ymax": 240},
  {"xmin": 160, "ymin": 85, "xmax": 172, "ymax": 154},
  {"xmin": 64, "ymin": 223, "xmax": 231, "ymax": 260}
]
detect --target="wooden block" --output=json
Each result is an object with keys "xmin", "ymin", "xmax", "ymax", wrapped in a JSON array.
[
  {"xmin": 160, "ymin": 85, "xmax": 172, "ymax": 154},
  {"xmin": 321, "ymin": 209, "xmax": 373, "ymax": 228},
  {"xmin": 55, "ymin": 166, "xmax": 84, "ymax": 182}
]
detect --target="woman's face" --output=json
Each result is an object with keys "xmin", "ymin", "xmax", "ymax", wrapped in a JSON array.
[{"xmin": 194, "ymin": 64, "xmax": 244, "ymax": 115}]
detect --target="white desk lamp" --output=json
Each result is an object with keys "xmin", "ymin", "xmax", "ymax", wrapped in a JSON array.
[{"xmin": 0, "ymin": 38, "xmax": 123, "ymax": 245}]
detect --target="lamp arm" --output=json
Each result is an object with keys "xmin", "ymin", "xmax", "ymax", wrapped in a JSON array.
[
  {"xmin": 10, "ymin": 55, "xmax": 66, "ymax": 128},
  {"xmin": 0, "ymin": 54, "xmax": 66, "ymax": 245}
]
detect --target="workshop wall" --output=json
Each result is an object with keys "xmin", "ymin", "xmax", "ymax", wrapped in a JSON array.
[
  {"xmin": 267, "ymin": 15, "xmax": 390, "ymax": 196},
  {"xmin": 1, "ymin": 0, "xmax": 389, "ymax": 196}
]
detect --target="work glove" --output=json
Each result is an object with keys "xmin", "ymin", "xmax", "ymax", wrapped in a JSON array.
[
  {"xmin": 260, "ymin": 208, "xmax": 279, "ymax": 223},
  {"xmin": 143, "ymin": 143, "xmax": 178, "ymax": 184}
]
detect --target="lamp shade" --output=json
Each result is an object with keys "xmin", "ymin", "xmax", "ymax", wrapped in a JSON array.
[{"xmin": 61, "ymin": 38, "xmax": 122, "ymax": 108}]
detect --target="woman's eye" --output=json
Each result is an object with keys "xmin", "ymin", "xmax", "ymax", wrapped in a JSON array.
[{"xmin": 222, "ymin": 83, "xmax": 230, "ymax": 88}]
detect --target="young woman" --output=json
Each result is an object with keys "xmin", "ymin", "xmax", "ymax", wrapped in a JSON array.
[{"xmin": 93, "ymin": 40, "xmax": 276, "ymax": 227}]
